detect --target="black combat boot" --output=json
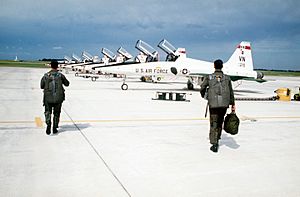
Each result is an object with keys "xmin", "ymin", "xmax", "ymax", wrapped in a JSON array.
[
  {"xmin": 53, "ymin": 127, "xmax": 58, "ymax": 134},
  {"xmin": 46, "ymin": 125, "xmax": 51, "ymax": 135},
  {"xmin": 210, "ymin": 144, "xmax": 219, "ymax": 153}
]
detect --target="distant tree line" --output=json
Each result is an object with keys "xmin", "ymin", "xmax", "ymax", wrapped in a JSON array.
[
  {"xmin": 39, "ymin": 58, "xmax": 64, "ymax": 62},
  {"xmin": 255, "ymin": 69, "xmax": 300, "ymax": 73}
]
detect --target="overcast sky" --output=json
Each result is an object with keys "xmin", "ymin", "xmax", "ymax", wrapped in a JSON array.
[{"xmin": 0, "ymin": 0, "xmax": 299, "ymax": 70}]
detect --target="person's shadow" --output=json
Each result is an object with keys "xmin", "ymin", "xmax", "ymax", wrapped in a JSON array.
[
  {"xmin": 219, "ymin": 133, "xmax": 240, "ymax": 149},
  {"xmin": 54, "ymin": 123, "xmax": 91, "ymax": 135}
]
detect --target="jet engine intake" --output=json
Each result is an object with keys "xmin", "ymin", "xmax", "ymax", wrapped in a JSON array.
[{"xmin": 257, "ymin": 71, "xmax": 264, "ymax": 80}]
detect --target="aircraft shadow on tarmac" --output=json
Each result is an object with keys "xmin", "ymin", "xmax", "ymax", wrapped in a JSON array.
[
  {"xmin": 219, "ymin": 133, "xmax": 240, "ymax": 149},
  {"xmin": 233, "ymin": 89, "xmax": 264, "ymax": 96}
]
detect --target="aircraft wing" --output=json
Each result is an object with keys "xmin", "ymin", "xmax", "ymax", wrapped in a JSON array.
[
  {"xmin": 188, "ymin": 72, "xmax": 267, "ymax": 83},
  {"xmin": 236, "ymin": 77, "xmax": 267, "ymax": 83}
]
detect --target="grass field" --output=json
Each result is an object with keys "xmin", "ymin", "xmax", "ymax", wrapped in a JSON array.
[
  {"xmin": 258, "ymin": 70, "xmax": 300, "ymax": 77},
  {"xmin": 0, "ymin": 60, "xmax": 49, "ymax": 68}
]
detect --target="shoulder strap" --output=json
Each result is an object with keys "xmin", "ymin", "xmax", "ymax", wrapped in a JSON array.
[
  {"xmin": 47, "ymin": 71, "xmax": 62, "ymax": 78},
  {"xmin": 209, "ymin": 73, "xmax": 224, "ymax": 81}
]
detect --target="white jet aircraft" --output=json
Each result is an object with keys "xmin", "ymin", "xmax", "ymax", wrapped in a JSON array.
[
  {"xmin": 96, "ymin": 39, "xmax": 265, "ymax": 90},
  {"xmin": 59, "ymin": 53, "xmax": 92, "ymax": 73},
  {"xmin": 60, "ymin": 50, "xmax": 106, "ymax": 74}
]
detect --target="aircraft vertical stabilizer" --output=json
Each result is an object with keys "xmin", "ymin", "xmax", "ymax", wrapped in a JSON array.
[{"xmin": 225, "ymin": 41, "xmax": 253, "ymax": 71}]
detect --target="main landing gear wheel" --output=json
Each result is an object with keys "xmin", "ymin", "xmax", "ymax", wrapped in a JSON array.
[
  {"xmin": 140, "ymin": 76, "xmax": 146, "ymax": 82},
  {"xmin": 121, "ymin": 84, "xmax": 128, "ymax": 90},
  {"xmin": 187, "ymin": 83, "xmax": 194, "ymax": 90}
]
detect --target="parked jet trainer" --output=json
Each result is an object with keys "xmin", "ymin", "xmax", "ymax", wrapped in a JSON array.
[
  {"xmin": 92, "ymin": 39, "xmax": 265, "ymax": 90},
  {"xmin": 59, "ymin": 46, "xmax": 134, "ymax": 75}
]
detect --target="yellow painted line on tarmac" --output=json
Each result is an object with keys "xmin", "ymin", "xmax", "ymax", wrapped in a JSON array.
[
  {"xmin": 35, "ymin": 117, "xmax": 43, "ymax": 127},
  {"xmin": 0, "ymin": 116, "xmax": 299, "ymax": 125},
  {"xmin": 254, "ymin": 116, "xmax": 300, "ymax": 119},
  {"xmin": 0, "ymin": 120, "xmax": 35, "ymax": 124},
  {"xmin": 48, "ymin": 116, "xmax": 300, "ymax": 123},
  {"xmin": 240, "ymin": 115, "xmax": 300, "ymax": 119},
  {"xmin": 0, "ymin": 118, "xmax": 208, "ymax": 125}
]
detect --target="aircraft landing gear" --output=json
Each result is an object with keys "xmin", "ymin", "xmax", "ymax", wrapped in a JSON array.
[
  {"xmin": 121, "ymin": 76, "xmax": 128, "ymax": 90},
  {"xmin": 187, "ymin": 81, "xmax": 194, "ymax": 90},
  {"xmin": 121, "ymin": 83, "xmax": 128, "ymax": 90}
]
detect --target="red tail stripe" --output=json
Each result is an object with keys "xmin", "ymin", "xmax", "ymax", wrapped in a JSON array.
[{"xmin": 237, "ymin": 45, "xmax": 251, "ymax": 50}]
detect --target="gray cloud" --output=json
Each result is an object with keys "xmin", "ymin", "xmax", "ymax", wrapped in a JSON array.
[{"xmin": 0, "ymin": 0, "xmax": 299, "ymax": 69}]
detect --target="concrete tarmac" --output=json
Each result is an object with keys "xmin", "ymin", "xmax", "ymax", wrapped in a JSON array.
[{"xmin": 0, "ymin": 67, "xmax": 300, "ymax": 197}]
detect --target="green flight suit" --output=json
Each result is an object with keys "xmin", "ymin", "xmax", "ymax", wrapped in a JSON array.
[
  {"xmin": 40, "ymin": 70, "xmax": 69, "ymax": 129},
  {"xmin": 200, "ymin": 69, "xmax": 235, "ymax": 145}
]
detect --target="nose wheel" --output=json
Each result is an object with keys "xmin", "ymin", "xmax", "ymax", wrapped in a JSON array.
[
  {"xmin": 121, "ymin": 83, "xmax": 128, "ymax": 90},
  {"xmin": 121, "ymin": 76, "xmax": 128, "ymax": 90}
]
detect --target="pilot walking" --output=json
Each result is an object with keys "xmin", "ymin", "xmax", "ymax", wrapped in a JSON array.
[
  {"xmin": 200, "ymin": 59, "xmax": 235, "ymax": 153},
  {"xmin": 40, "ymin": 60, "xmax": 70, "ymax": 135}
]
